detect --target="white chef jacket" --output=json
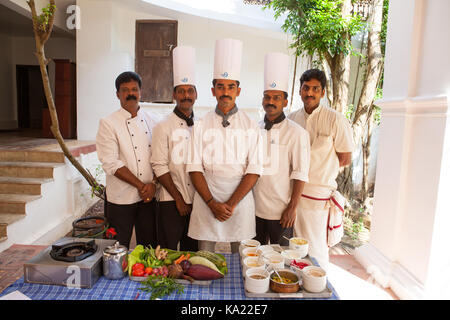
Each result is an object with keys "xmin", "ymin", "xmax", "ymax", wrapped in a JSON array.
[
  {"xmin": 96, "ymin": 107, "xmax": 158, "ymax": 205},
  {"xmin": 150, "ymin": 112, "xmax": 195, "ymax": 204},
  {"xmin": 186, "ymin": 109, "xmax": 263, "ymax": 242},
  {"xmin": 253, "ymin": 118, "xmax": 310, "ymax": 220},
  {"xmin": 288, "ymin": 105, "xmax": 354, "ymax": 190},
  {"xmin": 186, "ymin": 109, "xmax": 263, "ymax": 178}
]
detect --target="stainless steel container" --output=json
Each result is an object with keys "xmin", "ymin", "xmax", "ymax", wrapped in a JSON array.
[{"xmin": 102, "ymin": 241, "xmax": 128, "ymax": 280}]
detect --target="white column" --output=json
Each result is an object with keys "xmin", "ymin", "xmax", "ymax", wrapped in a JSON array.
[{"xmin": 354, "ymin": 0, "xmax": 450, "ymax": 299}]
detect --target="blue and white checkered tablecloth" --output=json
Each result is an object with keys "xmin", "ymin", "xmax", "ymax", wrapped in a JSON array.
[{"xmin": 0, "ymin": 253, "xmax": 339, "ymax": 300}]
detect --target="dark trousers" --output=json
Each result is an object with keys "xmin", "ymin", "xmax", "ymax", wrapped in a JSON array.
[
  {"xmin": 157, "ymin": 201, "xmax": 198, "ymax": 251},
  {"xmin": 105, "ymin": 199, "xmax": 157, "ymax": 250},
  {"xmin": 254, "ymin": 216, "xmax": 293, "ymax": 246}
]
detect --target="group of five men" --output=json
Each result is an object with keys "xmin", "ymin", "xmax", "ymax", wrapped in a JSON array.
[{"xmin": 96, "ymin": 39, "xmax": 353, "ymax": 270}]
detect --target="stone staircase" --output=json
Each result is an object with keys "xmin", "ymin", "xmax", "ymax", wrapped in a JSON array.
[{"xmin": 0, "ymin": 150, "xmax": 66, "ymax": 243}]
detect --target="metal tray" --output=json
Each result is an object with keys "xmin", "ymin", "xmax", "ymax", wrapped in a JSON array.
[
  {"xmin": 129, "ymin": 275, "xmax": 212, "ymax": 286},
  {"xmin": 242, "ymin": 246, "xmax": 333, "ymax": 299}
]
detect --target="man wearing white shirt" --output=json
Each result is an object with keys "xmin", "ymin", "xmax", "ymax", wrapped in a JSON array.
[
  {"xmin": 186, "ymin": 39, "xmax": 262, "ymax": 254},
  {"xmin": 253, "ymin": 53, "xmax": 310, "ymax": 247},
  {"xmin": 151, "ymin": 46, "xmax": 198, "ymax": 251},
  {"xmin": 96, "ymin": 71, "xmax": 158, "ymax": 249},
  {"xmin": 288, "ymin": 69, "xmax": 353, "ymax": 270}
]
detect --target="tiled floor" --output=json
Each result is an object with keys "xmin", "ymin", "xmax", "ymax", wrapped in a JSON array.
[
  {"xmin": 0, "ymin": 244, "xmax": 47, "ymax": 293},
  {"xmin": 0, "ymin": 129, "xmax": 95, "ymax": 155}
]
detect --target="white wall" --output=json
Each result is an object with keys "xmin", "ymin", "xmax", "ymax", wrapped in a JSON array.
[
  {"xmin": 76, "ymin": 0, "xmax": 305, "ymax": 140},
  {"xmin": 355, "ymin": 0, "xmax": 450, "ymax": 299}
]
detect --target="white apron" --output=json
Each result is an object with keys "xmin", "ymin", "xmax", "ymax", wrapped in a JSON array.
[
  {"xmin": 294, "ymin": 184, "xmax": 332, "ymax": 271},
  {"xmin": 188, "ymin": 172, "xmax": 256, "ymax": 242}
]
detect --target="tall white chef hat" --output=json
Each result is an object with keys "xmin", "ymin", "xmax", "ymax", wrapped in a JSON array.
[
  {"xmin": 213, "ymin": 38, "xmax": 243, "ymax": 81},
  {"xmin": 173, "ymin": 46, "xmax": 196, "ymax": 87},
  {"xmin": 264, "ymin": 52, "xmax": 289, "ymax": 93}
]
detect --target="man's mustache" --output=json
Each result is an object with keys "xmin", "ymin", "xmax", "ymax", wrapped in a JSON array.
[
  {"xmin": 126, "ymin": 95, "xmax": 137, "ymax": 101},
  {"xmin": 181, "ymin": 98, "xmax": 193, "ymax": 103},
  {"xmin": 264, "ymin": 104, "xmax": 277, "ymax": 109},
  {"xmin": 220, "ymin": 95, "xmax": 232, "ymax": 100}
]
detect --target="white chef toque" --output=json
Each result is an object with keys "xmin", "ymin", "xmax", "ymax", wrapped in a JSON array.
[
  {"xmin": 213, "ymin": 38, "xmax": 243, "ymax": 81},
  {"xmin": 173, "ymin": 46, "xmax": 196, "ymax": 87},
  {"xmin": 264, "ymin": 52, "xmax": 289, "ymax": 93}
]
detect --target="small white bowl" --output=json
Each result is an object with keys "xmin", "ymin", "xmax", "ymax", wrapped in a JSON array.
[
  {"xmin": 256, "ymin": 245, "xmax": 274, "ymax": 256},
  {"xmin": 262, "ymin": 252, "xmax": 284, "ymax": 270},
  {"xmin": 242, "ymin": 256, "xmax": 266, "ymax": 277},
  {"xmin": 242, "ymin": 247, "xmax": 260, "ymax": 260},
  {"xmin": 301, "ymin": 266, "xmax": 327, "ymax": 293},
  {"xmin": 281, "ymin": 249, "xmax": 303, "ymax": 266},
  {"xmin": 239, "ymin": 239, "xmax": 260, "ymax": 256},
  {"xmin": 288, "ymin": 237, "xmax": 309, "ymax": 258},
  {"xmin": 245, "ymin": 268, "xmax": 270, "ymax": 294}
]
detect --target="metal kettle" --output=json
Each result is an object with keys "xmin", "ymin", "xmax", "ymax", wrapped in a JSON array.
[{"xmin": 102, "ymin": 241, "xmax": 128, "ymax": 280}]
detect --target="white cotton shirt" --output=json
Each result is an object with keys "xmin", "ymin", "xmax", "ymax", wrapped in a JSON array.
[
  {"xmin": 150, "ymin": 112, "xmax": 195, "ymax": 204},
  {"xmin": 288, "ymin": 105, "xmax": 354, "ymax": 190},
  {"xmin": 96, "ymin": 107, "xmax": 158, "ymax": 205},
  {"xmin": 186, "ymin": 109, "xmax": 263, "ymax": 178},
  {"xmin": 253, "ymin": 118, "xmax": 310, "ymax": 220}
]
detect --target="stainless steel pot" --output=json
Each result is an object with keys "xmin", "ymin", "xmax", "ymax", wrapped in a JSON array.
[{"xmin": 102, "ymin": 241, "xmax": 128, "ymax": 280}]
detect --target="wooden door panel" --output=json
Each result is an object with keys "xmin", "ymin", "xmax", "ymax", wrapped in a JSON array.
[{"xmin": 136, "ymin": 20, "xmax": 177, "ymax": 103}]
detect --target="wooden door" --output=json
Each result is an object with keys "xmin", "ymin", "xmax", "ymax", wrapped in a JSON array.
[
  {"xmin": 42, "ymin": 60, "xmax": 77, "ymax": 139},
  {"xmin": 135, "ymin": 20, "xmax": 177, "ymax": 103}
]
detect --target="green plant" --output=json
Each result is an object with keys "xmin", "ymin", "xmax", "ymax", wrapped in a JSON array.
[
  {"xmin": 33, "ymin": 3, "xmax": 56, "ymax": 32},
  {"xmin": 344, "ymin": 216, "xmax": 365, "ymax": 240},
  {"xmin": 89, "ymin": 165, "xmax": 105, "ymax": 198},
  {"xmin": 139, "ymin": 275, "xmax": 184, "ymax": 300},
  {"xmin": 265, "ymin": 0, "xmax": 364, "ymax": 58}
]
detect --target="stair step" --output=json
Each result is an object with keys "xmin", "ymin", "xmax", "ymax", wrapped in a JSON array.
[
  {"xmin": 0, "ymin": 150, "xmax": 65, "ymax": 164},
  {"xmin": 0, "ymin": 177, "xmax": 53, "ymax": 195},
  {"xmin": 0, "ymin": 214, "xmax": 26, "ymax": 241},
  {"xmin": 0, "ymin": 194, "xmax": 42, "ymax": 214},
  {"xmin": 0, "ymin": 162, "xmax": 63, "ymax": 179}
]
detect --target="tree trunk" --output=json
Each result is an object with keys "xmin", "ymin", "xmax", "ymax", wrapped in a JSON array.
[
  {"xmin": 27, "ymin": 0, "xmax": 105, "ymax": 199},
  {"xmin": 330, "ymin": 53, "xmax": 351, "ymax": 114},
  {"xmin": 337, "ymin": 0, "xmax": 384, "ymax": 202},
  {"xmin": 321, "ymin": 58, "xmax": 333, "ymax": 107},
  {"xmin": 361, "ymin": 114, "xmax": 373, "ymax": 201},
  {"xmin": 289, "ymin": 54, "xmax": 298, "ymax": 112},
  {"xmin": 352, "ymin": 0, "xmax": 384, "ymax": 144}
]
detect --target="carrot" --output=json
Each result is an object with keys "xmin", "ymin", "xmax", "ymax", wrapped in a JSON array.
[{"xmin": 174, "ymin": 254, "xmax": 185, "ymax": 264}]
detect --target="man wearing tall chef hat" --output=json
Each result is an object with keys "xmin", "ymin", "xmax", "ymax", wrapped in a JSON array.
[
  {"xmin": 96, "ymin": 71, "xmax": 159, "ymax": 249},
  {"xmin": 186, "ymin": 39, "xmax": 263, "ymax": 254},
  {"xmin": 253, "ymin": 52, "xmax": 310, "ymax": 247},
  {"xmin": 151, "ymin": 46, "xmax": 199, "ymax": 251}
]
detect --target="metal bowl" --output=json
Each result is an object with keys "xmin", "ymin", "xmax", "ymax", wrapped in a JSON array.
[{"xmin": 269, "ymin": 269, "xmax": 300, "ymax": 293}]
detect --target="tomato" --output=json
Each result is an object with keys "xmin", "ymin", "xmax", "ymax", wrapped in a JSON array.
[
  {"xmin": 132, "ymin": 263, "xmax": 145, "ymax": 271},
  {"xmin": 132, "ymin": 268, "xmax": 145, "ymax": 277},
  {"xmin": 291, "ymin": 260, "xmax": 310, "ymax": 269},
  {"xmin": 144, "ymin": 267, "xmax": 152, "ymax": 275}
]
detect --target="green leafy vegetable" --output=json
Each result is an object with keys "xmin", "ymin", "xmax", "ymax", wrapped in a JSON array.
[
  {"xmin": 138, "ymin": 275, "xmax": 184, "ymax": 300},
  {"xmin": 128, "ymin": 245, "xmax": 145, "ymax": 276}
]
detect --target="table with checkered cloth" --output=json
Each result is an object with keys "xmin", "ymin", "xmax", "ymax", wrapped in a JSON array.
[{"xmin": 0, "ymin": 253, "xmax": 339, "ymax": 300}]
